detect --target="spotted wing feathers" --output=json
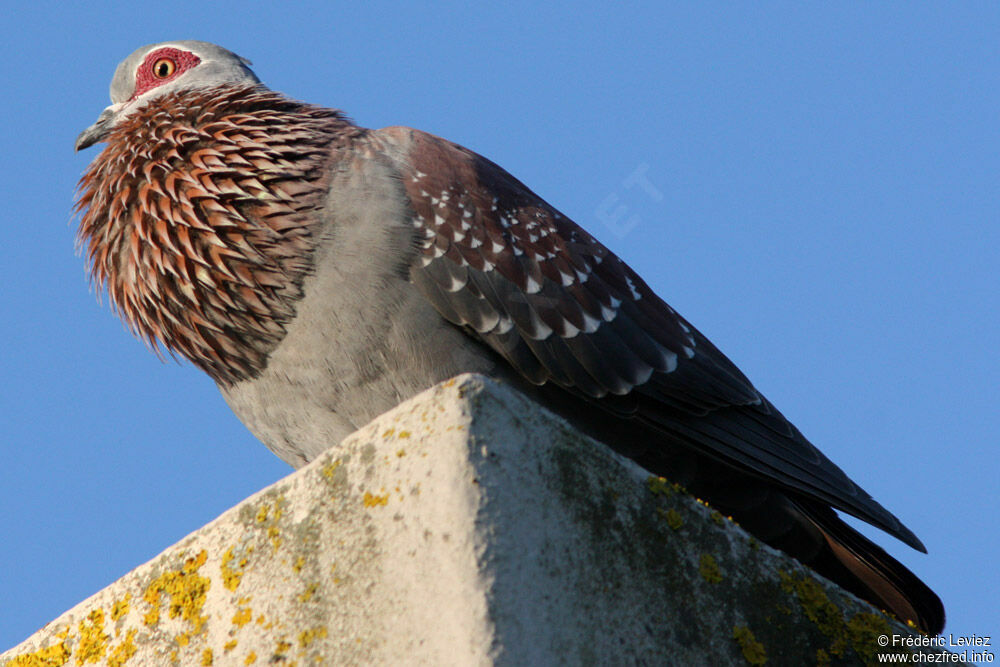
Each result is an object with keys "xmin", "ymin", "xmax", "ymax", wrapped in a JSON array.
[{"xmin": 383, "ymin": 127, "xmax": 923, "ymax": 551}]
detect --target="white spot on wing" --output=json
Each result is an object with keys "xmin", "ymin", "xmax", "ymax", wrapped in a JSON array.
[
  {"xmin": 445, "ymin": 272, "xmax": 467, "ymax": 291},
  {"xmin": 580, "ymin": 311, "xmax": 602, "ymax": 333},
  {"xmin": 600, "ymin": 302, "xmax": 617, "ymax": 322},
  {"xmin": 624, "ymin": 273, "xmax": 642, "ymax": 300},
  {"xmin": 664, "ymin": 351, "xmax": 679, "ymax": 372},
  {"xmin": 492, "ymin": 315, "xmax": 514, "ymax": 334},
  {"xmin": 526, "ymin": 307, "xmax": 553, "ymax": 340},
  {"xmin": 560, "ymin": 319, "xmax": 580, "ymax": 338}
]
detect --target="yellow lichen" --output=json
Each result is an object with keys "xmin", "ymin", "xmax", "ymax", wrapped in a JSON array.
[
  {"xmin": 698, "ymin": 553, "xmax": 723, "ymax": 583},
  {"xmin": 76, "ymin": 608, "xmax": 109, "ymax": 664},
  {"xmin": 395, "ymin": 449, "xmax": 406, "ymax": 457},
  {"xmin": 298, "ymin": 626, "xmax": 328, "ymax": 647},
  {"xmin": 201, "ymin": 648, "xmax": 213, "ymax": 665},
  {"xmin": 110, "ymin": 594, "xmax": 131, "ymax": 622},
  {"xmin": 268, "ymin": 526, "xmax": 282, "ymax": 549},
  {"xmin": 7, "ymin": 630, "xmax": 72, "ymax": 667},
  {"xmin": 846, "ymin": 613, "xmax": 902, "ymax": 663},
  {"xmin": 779, "ymin": 570, "xmax": 845, "ymax": 653},
  {"xmin": 363, "ymin": 491, "xmax": 389, "ymax": 507},
  {"xmin": 646, "ymin": 475, "xmax": 674, "ymax": 497},
  {"xmin": 224, "ymin": 640, "xmax": 238, "ymax": 652},
  {"xmin": 221, "ymin": 546, "xmax": 248, "ymax": 591},
  {"xmin": 244, "ymin": 652, "xmax": 258, "ymax": 665},
  {"xmin": 142, "ymin": 550, "xmax": 211, "ymax": 633},
  {"xmin": 106, "ymin": 628, "xmax": 138, "ymax": 667},
  {"xmin": 176, "ymin": 632, "xmax": 190, "ymax": 647},
  {"xmin": 273, "ymin": 640, "xmax": 292, "ymax": 661},
  {"xmin": 778, "ymin": 569, "xmax": 906, "ymax": 662},
  {"xmin": 255, "ymin": 505, "xmax": 269, "ymax": 522},
  {"xmin": 381, "ymin": 428, "xmax": 395, "ymax": 438},
  {"xmin": 293, "ymin": 556, "xmax": 306, "ymax": 573},
  {"xmin": 658, "ymin": 507, "xmax": 683, "ymax": 530},
  {"xmin": 321, "ymin": 460, "xmax": 342, "ymax": 479},
  {"xmin": 397, "ymin": 430, "xmax": 411, "ymax": 438},
  {"xmin": 732, "ymin": 625, "xmax": 767, "ymax": 665},
  {"xmin": 232, "ymin": 607, "xmax": 253, "ymax": 627},
  {"xmin": 297, "ymin": 583, "xmax": 319, "ymax": 603}
]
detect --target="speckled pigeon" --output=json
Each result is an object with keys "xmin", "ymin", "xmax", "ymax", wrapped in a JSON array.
[{"xmin": 74, "ymin": 41, "xmax": 944, "ymax": 634}]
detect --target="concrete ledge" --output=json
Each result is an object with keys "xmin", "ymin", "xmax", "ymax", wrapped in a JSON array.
[{"xmin": 3, "ymin": 374, "xmax": 948, "ymax": 665}]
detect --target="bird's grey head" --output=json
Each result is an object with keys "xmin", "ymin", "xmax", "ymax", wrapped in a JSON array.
[{"xmin": 75, "ymin": 41, "xmax": 261, "ymax": 151}]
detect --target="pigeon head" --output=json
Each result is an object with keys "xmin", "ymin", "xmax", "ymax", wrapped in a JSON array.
[{"xmin": 75, "ymin": 41, "xmax": 260, "ymax": 151}]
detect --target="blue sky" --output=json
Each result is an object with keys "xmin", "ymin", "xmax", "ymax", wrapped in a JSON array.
[{"xmin": 2, "ymin": 1, "xmax": 997, "ymax": 652}]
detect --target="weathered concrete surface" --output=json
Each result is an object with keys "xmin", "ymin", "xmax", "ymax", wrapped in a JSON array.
[{"xmin": 3, "ymin": 374, "xmax": 950, "ymax": 666}]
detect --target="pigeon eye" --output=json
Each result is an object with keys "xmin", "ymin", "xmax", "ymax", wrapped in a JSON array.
[{"xmin": 152, "ymin": 58, "xmax": 176, "ymax": 79}]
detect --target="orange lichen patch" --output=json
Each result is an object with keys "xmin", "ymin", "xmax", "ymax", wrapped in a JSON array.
[
  {"xmin": 76, "ymin": 608, "xmax": 109, "ymax": 664},
  {"xmin": 221, "ymin": 546, "xmax": 249, "ymax": 591},
  {"xmin": 297, "ymin": 583, "xmax": 319, "ymax": 604},
  {"xmin": 298, "ymin": 626, "xmax": 328, "ymax": 648},
  {"xmin": 201, "ymin": 648, "xmax": 214, "ymax": 665},
  {"xmin": 7, "ymin": 629, "xmax": 72, "ymax": 667},
  {"xmin": 363, "ymin": 491, "xmax": 389, "ymax": 507},
  {"xmin": 110, "ymin": 594, "xmax": 131, "ymax": 622},
  {"xmin": 232, "ymin": 606, "xmax": 253, "ymax": 627},
  {"xmin": 107, "ymin": 628, "xmax": 138, "ymax": 667},
  {"xmin": 142, "ymin": 550, "xmax": 211, "ymax": 632}
]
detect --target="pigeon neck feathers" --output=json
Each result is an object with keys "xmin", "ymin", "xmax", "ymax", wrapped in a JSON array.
[{"xmin": 76, "ymin": 84, "xmax": 360, "ymax": 384}]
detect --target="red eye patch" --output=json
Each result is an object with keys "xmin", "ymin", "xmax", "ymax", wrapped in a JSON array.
[{"xmin": 131, "ymin": 47, "xmax": 201, "ymax": 100}]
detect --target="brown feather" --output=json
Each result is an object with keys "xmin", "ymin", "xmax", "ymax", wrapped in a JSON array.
[{"xmin": 76, "ymin": 84, "xmax": 361, "ymax": 384}]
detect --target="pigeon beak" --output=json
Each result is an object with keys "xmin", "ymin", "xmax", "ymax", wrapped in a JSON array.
[{"xmin": 75, "ymin": 105, "xmax": 120, "ymax": 152}]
